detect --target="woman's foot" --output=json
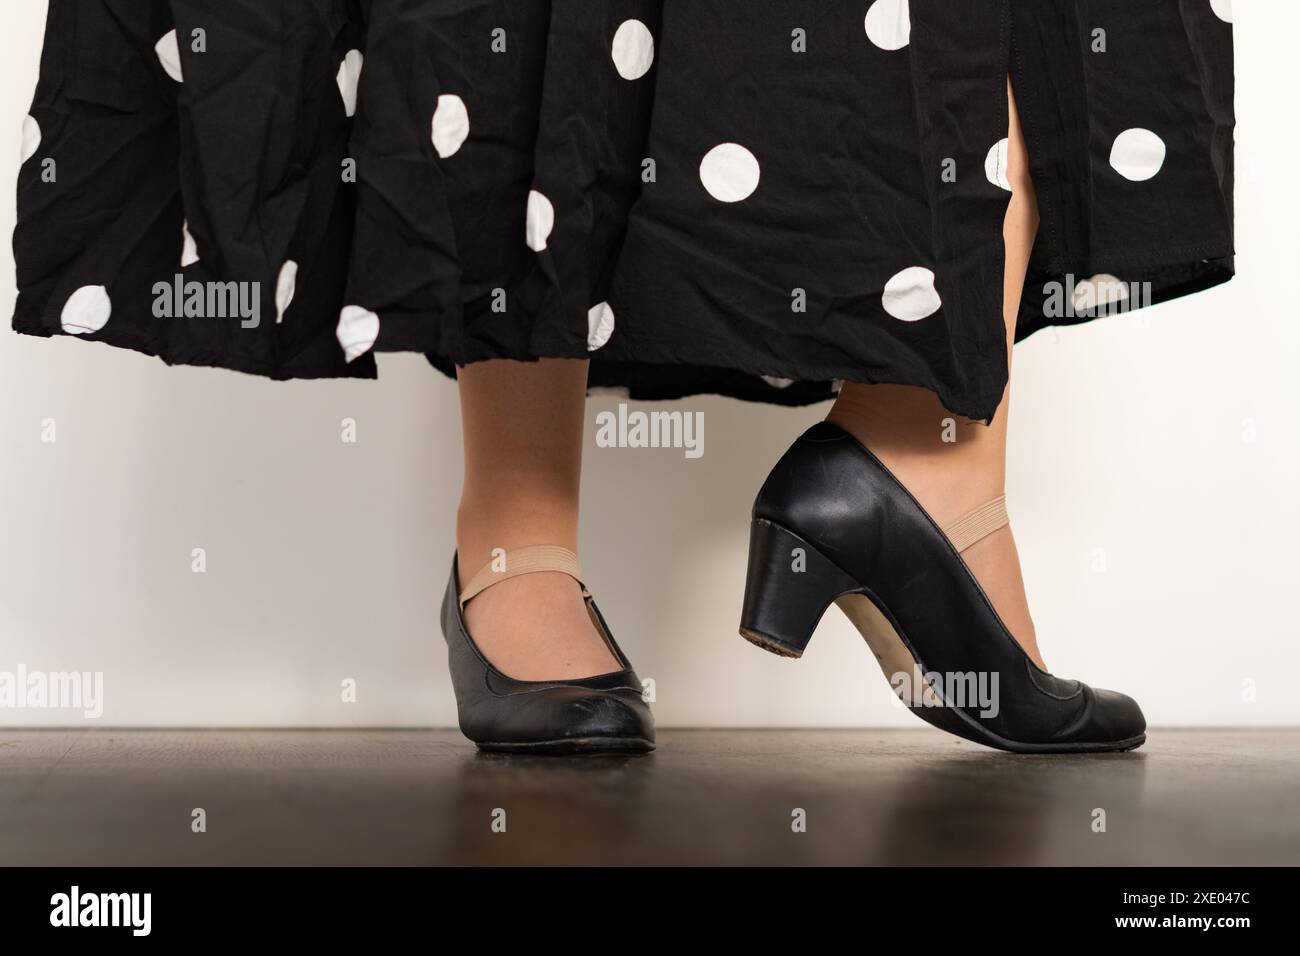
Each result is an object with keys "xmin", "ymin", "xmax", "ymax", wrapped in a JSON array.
[
  {"xmin": 457, "ymin": 566, "xmax": 622, "ymax": 680},
  {"xmin": 739, "ymin": 421, "xmax": 1145, "ymax": 753},
  {"xmin": 448, "ymin": 357, "xmax": 652, "ymax": 752},
  {"xmin": 441, "ymin": 547, "xmax": 654, "ymax": 754},
  {"xmin": 455, "ymin": 356, "xmax": 622, "ymax": 681},
  {"xmin": 828, "ymin": 389, "xmax": 1046, "ymax": 670}
]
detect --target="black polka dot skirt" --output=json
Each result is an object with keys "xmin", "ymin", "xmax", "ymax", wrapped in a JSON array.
[{"xmin": 14, "ymin": 0, "xmax": 1235, "ymax": 421}]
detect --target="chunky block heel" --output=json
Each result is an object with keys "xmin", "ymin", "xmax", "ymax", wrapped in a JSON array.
[{"xmin": 739, "ymin": 519, "xmax": 859, "ymax": 658}]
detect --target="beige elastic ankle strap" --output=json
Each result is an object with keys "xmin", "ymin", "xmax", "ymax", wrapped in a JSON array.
[
  {"xmin": 941, "ymin": 496, "xmax": 1009, "ymax": 553},
  {"xmin": 458, "ymin": 545, "xmax": 586, "ymax": 611}
]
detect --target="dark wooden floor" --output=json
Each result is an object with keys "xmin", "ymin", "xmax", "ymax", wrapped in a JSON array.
[{"xmin": 0, "ymin": 729, "xmax": 1295, "ymax": 866}]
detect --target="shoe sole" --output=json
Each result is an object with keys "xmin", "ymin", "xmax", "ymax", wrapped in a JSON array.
[{"xmin": 475, "ymin": 736, "xmax": 655, "ymax": 756}]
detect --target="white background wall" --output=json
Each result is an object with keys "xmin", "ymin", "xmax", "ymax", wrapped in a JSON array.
[{"xmin": 2, "ymin": 1, "xmax": 1295, "ymax": 727}]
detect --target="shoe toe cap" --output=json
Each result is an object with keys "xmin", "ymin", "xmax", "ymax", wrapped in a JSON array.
[
  {"xmin": 554, "ymin": 688, "xmax": 655, "ymax": 743},
  {"xmin": 469, "ymin": 684, "xmax": 655, "ymax": 751},
  {"xmin": 1086, "ymin": 687, "xmax": 1147, "ymax": 744}
]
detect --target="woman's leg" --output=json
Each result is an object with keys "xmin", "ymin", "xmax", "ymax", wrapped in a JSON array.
[
  {"xmin": 827, "ymin": 79, "xmax": 1046, "ymax": 668},
  {"xmin": 456, "ymin": 357, "xmax": 621, "ymax": 680}
]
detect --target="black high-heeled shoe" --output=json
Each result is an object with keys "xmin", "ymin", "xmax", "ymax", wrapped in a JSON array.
[
  {"xmin": 440, "ymin": 546, "xmax": 655, "ymax": 755},
  {"xmin": 739, "ymin": 422, "xmax": 1146, "ymax": 754}
]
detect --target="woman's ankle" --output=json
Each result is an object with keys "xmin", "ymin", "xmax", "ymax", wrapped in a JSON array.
[
  {"xmin": 827, "ymin": 407, "xmax": 1004, "ymax": 526},
  {"xmin": 827, "ymin": 386, "xmax": 1043, "ymax": 667},
  {"xmin": 455, "ymin": 495, "xmax": 579, "ymax": 577}
]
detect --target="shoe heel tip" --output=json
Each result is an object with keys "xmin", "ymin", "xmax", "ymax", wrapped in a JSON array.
[{"xmin": 739, "ymin": 626, "xmax": 806, "ymax": 659}]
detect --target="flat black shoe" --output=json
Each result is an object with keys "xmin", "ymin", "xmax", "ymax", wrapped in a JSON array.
[
  {"xmin": 739, "ymin": 422, "xmax": 1146, "ymax": 754},
  {"xmin": 440, "ymin": 546, "xmax": 655, "ymax": 755}
]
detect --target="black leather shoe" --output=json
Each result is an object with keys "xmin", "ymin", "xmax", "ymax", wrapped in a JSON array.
[
  {"xmin": 739, "ymin": 422, "xmax": 1146, "ymax": 754},
  {"xmin": 440, "ymin": 546, "xmax": 655, "ymax": 755}
]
